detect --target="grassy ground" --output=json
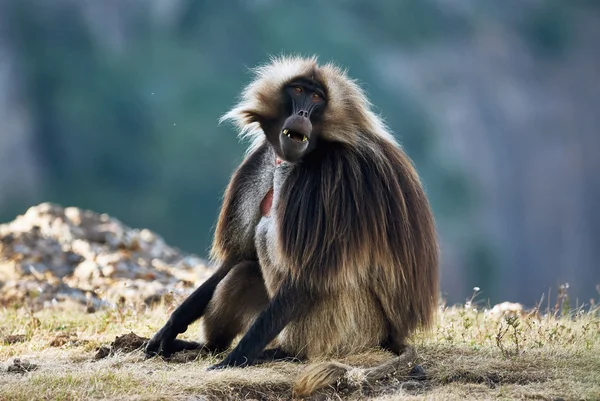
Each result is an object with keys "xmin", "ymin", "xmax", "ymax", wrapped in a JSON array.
[{"xmin": 0, "ymin": 294, "xmax": 599, "ymax": 401}]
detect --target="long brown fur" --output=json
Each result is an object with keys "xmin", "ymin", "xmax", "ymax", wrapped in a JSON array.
[
  {"xmin": 293, "ymin": 345, "xmax": 417, "ymax": 397},
  {"xmin": 217, "ymin": 55, "xmax": 439, "ymax": 396}
]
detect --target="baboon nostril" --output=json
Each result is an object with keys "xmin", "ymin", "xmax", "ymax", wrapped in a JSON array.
[{"xmin": 297, "ymin": 110, "xmax": 308, "ymax": 117}]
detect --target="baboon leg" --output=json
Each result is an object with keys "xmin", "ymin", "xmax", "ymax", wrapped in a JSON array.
[
  {"xmin": 202, "ymin": 261, "xmax": 270, "ymax": 353},
  {"xmin": 166, "ymin": 339, "xmax": 203, "ymax": 353},
  {"xmin": 207, "ymin": 275, "xmax": 316, "ymax": 370},
  {"xmin": 145, "ymin": 260, "xmax": 238, "ymax": 358},
  {"xmin": 380, "ymin": 329, "xmax": 408, "ymax": 355}
]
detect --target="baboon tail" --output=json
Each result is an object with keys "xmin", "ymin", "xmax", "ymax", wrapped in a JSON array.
[{"xmin": 292, "ymin": 345, "xmax": 416, "ymax": 397}]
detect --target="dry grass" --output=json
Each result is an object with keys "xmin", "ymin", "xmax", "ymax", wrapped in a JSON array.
[{"xmin": 0, "ymin": 292, "xmax": 599, "ymax": 401}]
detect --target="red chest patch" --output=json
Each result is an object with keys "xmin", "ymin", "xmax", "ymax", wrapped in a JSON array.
[
  {"xmin": 260, "ymin": 188, "xmax": 274, "ymax": 217},
  {"xmin": 260, "ymin": 157, "xmax": 283, "ymax": 217}
]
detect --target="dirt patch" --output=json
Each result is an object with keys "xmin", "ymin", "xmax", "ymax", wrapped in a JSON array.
[
  {"xmin": 94, "ymin": 346, "xmax": 111, "ymax": 360},
  {"xmin": 6, "ymin": 359, "xmax": 38, "ymax": 373},
  {"xmin": 167, "ymin": 348, "xmax": 209, "ymax": 363},
  {"xmin": 94, "ymin": 332, "xmax": 148, "ymax": 359},
  {"xmin": 2, "ymin": 334, "xmax": 27, "ymax": 344},
  {"xmin": 93, "ymin": 331, "xmax": 210, "ymax": 363},
  {"xmin": 49, "ymin": 332, "xmax": 89, "ymax": 347}
]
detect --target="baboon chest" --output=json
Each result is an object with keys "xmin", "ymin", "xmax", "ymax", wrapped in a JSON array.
[
  {"xmin": 254, "ymin": 158, "xmax": 291, "ymax": 296},
  {"xmin": 259, "ymin": 156, "xmax": 284, "ymax": 218}
]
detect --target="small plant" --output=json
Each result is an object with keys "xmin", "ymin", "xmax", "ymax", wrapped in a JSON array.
[
  {"xmin": 495, "ymin": 315, "xmax": 522, "ymax": 358},
  {"xmin": 465, "ymin": 286, "xmax": 482, "ymax": 311},
  {"xmin": 555, "ymin": 282, "xmax": 571, "ymax": 317}
]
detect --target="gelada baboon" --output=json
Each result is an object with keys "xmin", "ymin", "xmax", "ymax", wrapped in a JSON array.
[{"xmin": 145, "ymin": 55, "xmax": 439, "ymax": 396}]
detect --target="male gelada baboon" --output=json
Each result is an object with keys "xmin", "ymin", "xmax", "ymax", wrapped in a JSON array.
[{"xmin": 145, "ymin": 55, "xmax": 439, "ymax": 396}]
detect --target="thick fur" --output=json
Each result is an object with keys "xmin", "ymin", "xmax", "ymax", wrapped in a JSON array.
[
  {"xmin": 219, "ymin": 55, "xmax": 397, "ymax": 152},
  {"xmin": 293, "ymin": 345, "xmax": 417, "ymax": 397},
  {"xmin": 201, "ymin": 261, "xmax": 269, "ymax": 352},
  {"xmin": 213, "ymin": 55, "xmax": 439, "ymax": 395}
]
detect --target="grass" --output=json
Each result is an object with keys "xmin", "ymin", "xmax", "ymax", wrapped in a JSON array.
[{"xmin": 0, "ymin": 291, "xmax": 599, "ymax": 401}]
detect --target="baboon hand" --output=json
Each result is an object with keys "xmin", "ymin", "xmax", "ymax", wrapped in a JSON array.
[{"xmin": 144, "ymin": 323, "xmax": 177, "ymax": 358}]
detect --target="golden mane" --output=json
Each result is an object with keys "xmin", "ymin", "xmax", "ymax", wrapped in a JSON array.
[{"xmin": 219, "ymin": 54, "xmax": 398, "ymax": 151}]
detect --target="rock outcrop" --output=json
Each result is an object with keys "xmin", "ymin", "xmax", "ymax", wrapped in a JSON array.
[{"xmin": 0, "ymin": 203, "xmax": 212, "ymax": 311}]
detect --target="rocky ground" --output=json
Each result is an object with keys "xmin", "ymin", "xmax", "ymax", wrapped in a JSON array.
[{"xmin": 0, "ymin": 203, "xmax": 213, "ymax": 312}]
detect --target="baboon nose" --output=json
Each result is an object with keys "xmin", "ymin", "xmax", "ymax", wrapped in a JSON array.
[{"xmin": 297, "ymin": 110, "xmax": 309, "ymax": 118}]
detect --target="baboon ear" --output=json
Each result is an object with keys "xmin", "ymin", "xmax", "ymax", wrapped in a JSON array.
[
  {"xmin": 239, "ymin": 111, "xmax": 276, "ymax": 129},
  {"xmin": 240, "ymin": 110, "xmax": 262, "ymax": 125}
]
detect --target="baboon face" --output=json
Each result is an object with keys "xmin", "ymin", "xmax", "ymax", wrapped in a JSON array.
[{"xmin": 263, "ymin": 77, "xmax": 327, "ymax": 163}]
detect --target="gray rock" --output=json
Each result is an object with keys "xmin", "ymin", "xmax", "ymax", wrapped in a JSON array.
[{"xmin": 0, "ymin": 203, "xmax": 213, "ymax": 311}]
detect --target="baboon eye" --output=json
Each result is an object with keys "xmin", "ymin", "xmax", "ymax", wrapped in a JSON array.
[
  {"xmin": 312, "ymin": 93, "xmax": 320, "ymax": 100},
  {"xmin": 294, "ymin": 86, "xmax": 303, "ymax": 93}
]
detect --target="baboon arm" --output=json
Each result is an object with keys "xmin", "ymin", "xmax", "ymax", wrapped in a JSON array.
[
  {"xmin": 144, "ymin": 261, "xmax": 235, "ymax": 357},
  {"xmin": 207, "ymin": 276, "xmax": 313, "ymax": 370}
]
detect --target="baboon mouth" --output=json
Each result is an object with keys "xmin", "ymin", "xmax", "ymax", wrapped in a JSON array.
[{"xmin": 282, "ymin": 128, "xmax": 308, "ymax": 142}]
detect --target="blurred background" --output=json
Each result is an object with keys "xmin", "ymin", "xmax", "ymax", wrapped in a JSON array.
[{"xmin": 0, "ymin": 0, "xmax": 598, "ymax": 308}]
